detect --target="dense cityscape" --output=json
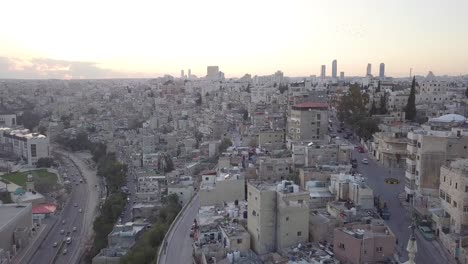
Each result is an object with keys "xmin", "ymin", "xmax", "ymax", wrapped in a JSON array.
[{"xmin": 0, "ymin": 64, "xmax": 468, "ymax": 264}]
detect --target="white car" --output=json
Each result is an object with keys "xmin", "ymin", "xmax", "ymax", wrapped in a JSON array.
[
  {"xmin": 73, "ymin": 226, "xmax": 77, "ymax": 232},
  {"xmin": 53, "ymin": 242, "xmax": 58, "ymax": 247},
  {"xmin": 362, "ymin": 158, "xmax": 369, "ymax": 164},
  {"xmin": 78, "ymin": 208, "xmax": 83, "ymax": 213}
]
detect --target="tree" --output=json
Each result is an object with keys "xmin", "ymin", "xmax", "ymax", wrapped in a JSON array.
[
  {"xmin": 379, "ymin": 93, "xmax": 388, "ymax": 114},
  {"xmin": 241, "ymin": 109, "xmax": 249, "ymax": 121},
  {"xmin": 405, "ymin": 76, "xmax": 417, "ymax": 121},
  {"xmin": 369, "ymin": 101, "xmax": 377, "ymax": 116},
  {"xmin": 18, "ymin": 111, "xmax": 40, "ymax": 131},
  {"xmin": 36, "ymin": 157, "xmax": 54, "ymax": 168},
  {"xmin": 376, "ymin": 81, "xmax": 381, "ymax": 93},
  {"xmin": 279, "ymin": 84, "xmax": 288, "ymax": 94},
  {"xmin": 38, "ymin": 125, "xmax": 47, "ymax": 135},
  {"xmin": 218, "ymin": 138, "xmax": 233, "ymax": 153}
]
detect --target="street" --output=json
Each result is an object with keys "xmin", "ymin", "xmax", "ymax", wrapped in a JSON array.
[
  {"xmin": 333, "ymin": 116, "xmax": 453, "ymax": 264},
  {"xmin": 159, "ymin": 194, "xmax": 200, "ymax": 264}
]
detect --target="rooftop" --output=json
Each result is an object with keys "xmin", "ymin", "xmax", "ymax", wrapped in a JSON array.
[
  {"xmin": 292, "ymin": 101, "xmax": 328, "ymax": 110},
  {"xmin": 0, "ymin": 203, "xmax": 31, "ymax": 231}
]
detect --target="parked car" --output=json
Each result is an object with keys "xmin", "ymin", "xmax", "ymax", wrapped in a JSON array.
[
  {"xmin": 53, "ymin": 242, "xmax": 58, "ymax": 247},
  {"xmin": 60, "ymin": 229, "xmax": 65, "ymax": 234},
  {"xmin": 362, "ymin": 158, "xmax": 369, "ymax": 164},
  {"xmin": 357, "ymin": 146, "xmax": 365, "ymax": 153},
  {"xmin": 73, "ymin": 227, "xmax": 77, "ymax": 232}
]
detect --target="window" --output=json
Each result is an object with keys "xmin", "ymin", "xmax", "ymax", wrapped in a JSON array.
[
  {"xmin": 297, "ymin": 231, "xmax": 302, "ymax": 236},
  {"xmin": 456, "ymin": 183, "xmax": 458, "ymax": 189},
  {"xmin": 298, "ymin": 200, "xmax": 304, "ymax": 204},
  {"xmin": 376, "ymin": 247, "xmax": 383, "ymax": 253},
  {"xmin": 286, "ymin": 217, "xmax": 289, "ymax": 221},
  {"xmin": 446, "ymin": 194, "xmax": 451, "ymax": 204},
  {"xmin": 465, "ymin": 186, "xmax": 468, "ymax": 193},
  {"xmin": 463, "ymin": 206, "xmax": 468, "ymax": 213},
  {"xmin": 252, "ymin": 210, "xmax": 256, "ymax": 216},
  {"xmin": 31, "ymin": 144, "xmax": 37, "ymax": 157},
  {"xmin": 338, "ymin": 243, "xmax": 345, "ymax": 250},
  {"xmin": 249, "ymin": 192, "xmax": 252, "ymax": 196},
  {"xmin": 237, "ymin": 239, "xmax": 243, "ymax": 244},
  {"xmin": 417, "ymin": 142, "xmax": 421, "ymax": 148},
  {"xmin": 205, "ymin": 177, "xmax": 209, "ymax": 181},
  {"xmin": 454, "ymin": 201, "xmax": 458, "ymax": 208},
  {"xmin": 316, "ymin": 114, "xmax": 321, "ymax": 120}
]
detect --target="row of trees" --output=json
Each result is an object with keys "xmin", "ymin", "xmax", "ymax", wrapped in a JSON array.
[
  {"xmin": 86, "ymin": 152, "xmax": 128, "ymax": 262},
  {"xmin": 120, "ymin": 194, "xmax": 181, "ymax": 264},
  {"xmin": 337, "ymin": 84, "xmax": 380, "ymax": 140}
]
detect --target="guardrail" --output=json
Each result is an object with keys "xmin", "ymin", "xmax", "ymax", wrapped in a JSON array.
[{"xmin": 156, "ymin": 192, "xmax": 198, "ymax": 264}]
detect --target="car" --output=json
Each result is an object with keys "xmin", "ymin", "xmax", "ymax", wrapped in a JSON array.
[
  {"xmin": 65, "ymin": 237, "xmax": 72, "ymax": 244},
  {"xmin": 330, "ymin": 133, "xmax": 337, "ymax": 138},
  {"xmin": 74, "ymin": 203, "xmax": 78, "ymax": 207},
  {"xmin": 73, "ymin": 227, "xmax": 77, "ymax": 232},
  {"xmin": 418, "ymin": 226, "xmax": 434, "ymax": 240},
  {"xmin": 60, "ymin": 229, "xmax": 65, "ymax": 234},
  {"xmin": 362, "ymin": 158, "xmax": 369, "ymax": 164},
  {"xmin": 357, "ymin": 146, "xmax": 365, "ymax": 153},
  {"xmin": 78, "ymin": 208, "xmax": 83, "ymax": 213},
  {"xmin": 53, "ymin": 242, "xmax": 58, "ymax": 247},
  {"xmin": 62, "ymin": 220, "xmax": 66, "ymax": 225},
  {"xmin": 63, "ymin": 249, "xmax": 68, "ymax": 255}
]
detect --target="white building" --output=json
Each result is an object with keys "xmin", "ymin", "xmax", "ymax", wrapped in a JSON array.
[{"xmin": 0, "ymin": 128, "xmax": 49, "ymax": 166}]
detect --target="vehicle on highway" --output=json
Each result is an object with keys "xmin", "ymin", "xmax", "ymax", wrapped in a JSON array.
[
  {"xmin": 74, "ymin": 203, "xmax": 78, "ymax": 207},
  {"xmin": 63, "ymin": 249, "xmax": 68, "ymax": 255},
  {"xmin": 73, "ymin": 227, "xmax": 77, "ymax": 232},
  {"xmin": 362, "ymin": 158, "xmax": 369, "ymax": 164},
  {"xmin": 60, "ymin": 229, "xmax": 65, "ymax": 234},
  {"xmin": 356, "ymin": 146, "xmax": 365, "ymax": 153},
  {"xmin": 65, "ymin": 237, "xmax": 72, "ymax": 244},
  {"xmin": 79, "ymin": 179, "xmax": 83, "ymax": 183},
  {"xmin": 62, "ymin": 220, "xmax": 66, "ymax": 225},
  {"xmin": 53, "ymin": 242, "xmax": 58, "ymax": 247},
  {"xmin": 79, "ymin": 208, "xmax": 82, "ymax": 213}
]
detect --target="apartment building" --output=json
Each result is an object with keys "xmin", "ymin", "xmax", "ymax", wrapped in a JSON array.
[
  {"xmin": 371, "ymin": 132, "xmax": 408, "ymax": 168},
  {"xmin": 199, "ymin": 170, "xmax": 245, "ymax": 206},
  {"xmin": 436, "ymin": 159, "xmax": 468, "ymax": 260},
  {"xmin": 333, "ymin": 221, "xmax": 396, "ymax": 264},
  {"xmin": 247, "ymin": 181, "xmax": 309, "ymax": 255},
  {"xmin": 257, "ymin": 157, "xmax": 291, "ymax": 182},
  {"xmin": 0, "ymin": 113, "xmax": 16, "ymax": 127},
  {"xmin": 257, "ymin": 130, "xmax": 284, "ymax": 148},
  {"xmin": 0, "ymin": 128, "xmax": 49, "ymax": 166},
  {"xmin": 292, "ymin": 143, "xmax": 353, "ymax": 167},
  {"xmin": 405, "ymin": 124, "xmax": 468, "ymax": 199},
  {"xmin": 329, "ymin": 174, "xmax": 374, "ymax": 209},
  {"xmin": 288, "ymin": 102, "xmax": 328, "ymax": 141}
]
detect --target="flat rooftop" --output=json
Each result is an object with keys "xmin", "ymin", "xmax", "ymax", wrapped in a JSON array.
[{"xmin": 0, "ymin": 204, "xmax": 31, "ymax": 231}]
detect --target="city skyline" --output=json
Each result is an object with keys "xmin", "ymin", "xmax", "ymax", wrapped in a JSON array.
[{"xmin": 1, "ymin": 0, "xmax": 468, "ymax": 79}]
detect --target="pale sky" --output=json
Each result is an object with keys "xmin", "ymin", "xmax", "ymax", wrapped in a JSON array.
[{"xmin": 1, "ymin": 0, "xmax": 468, "ymax": 79}]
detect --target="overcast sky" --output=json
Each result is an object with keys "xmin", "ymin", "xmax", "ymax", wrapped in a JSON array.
[{"xmin": 1, "ymin": 0, "xmax": 468, "ymax": 79}]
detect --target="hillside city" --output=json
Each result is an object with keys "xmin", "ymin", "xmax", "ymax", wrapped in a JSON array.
[{"xmin": 1, "ymin": 64, "xmax": 468, "ymax": 264}]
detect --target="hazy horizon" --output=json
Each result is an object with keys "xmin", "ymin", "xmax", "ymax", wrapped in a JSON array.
[{"xmin": 1, "ymin": 0, "xmax": 468, "ymax": 79}]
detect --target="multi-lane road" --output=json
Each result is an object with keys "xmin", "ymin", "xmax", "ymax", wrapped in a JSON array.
[{"xmin": 22, "ymin": 150, "xmax": 99, "ymax": 264}]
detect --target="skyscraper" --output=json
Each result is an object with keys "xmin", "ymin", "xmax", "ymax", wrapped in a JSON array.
[
  {"xmin": 180, "ymin": 69, "xmax": 184, "ymax": 78},
  {"xmin": 188, "ymin": 69, "xmax": 191, "ymax": 79},
  {"xmin": 340, "ymin": 71, "xmax": 344, "ymax": 81},
  {"xmin": 332, "ymin": 60, "xmax": 337, "ymax": 79},
  {"xmin": 366, "ymin": 63, "xmax": 372, "ymax": 76},
  {"xmin": 207, "ymin": 66, "xmax": 219, "ymax": 79},
  {"xmin": 379, "ymin": 63, "xmax": 385, "ymax": 79},
  {"xmin": 320, "ymin": 65, "xmax": 326, "ymax": 81}
]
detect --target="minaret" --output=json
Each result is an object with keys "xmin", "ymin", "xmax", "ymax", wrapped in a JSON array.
[
  {"xmin": 26, "ymin": 174, "xmax": 35, "ymax": 192},
  {"xmin": 404, "ymin": 222, "xmax": 417, "ymax": 264}
]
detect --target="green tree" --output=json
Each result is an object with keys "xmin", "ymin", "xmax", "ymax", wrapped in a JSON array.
[
  {"xmin": 19, "ymin": 111, "xmax": 40, "ymax": 131},
  {"xmin": 218, "ymin": 138, "xmax": 233, "ymax": 153},
  {"xmin": 36, "ymin": 157, "xmax": 54, "ymax": 168},
  {"xmin": 38, "ymin": 125, "xmax": 47, "ymax": 135},
  {"xmin": 379, "ymin": 93, "xmax": 388, "ymax": 114},
  {"xmin": 405, "ymin": 76, "xmax": 417, "ymax": 121},
  {"xmin": 369, "ymin": 100, "xmax": 377, "ymax": 116}
]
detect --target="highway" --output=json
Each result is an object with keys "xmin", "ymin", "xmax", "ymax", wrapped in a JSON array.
[
  {"xmin": 159, "ymin": 194, "xmax": 200, "ymax": 264},
  {"xmin": 25, "ymin": 151, "xmax": 98, "ymax": 264}
]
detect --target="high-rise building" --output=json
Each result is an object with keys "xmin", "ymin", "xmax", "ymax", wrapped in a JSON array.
[
  {"xmin": 332, "ymin": 60, "xmax": 337, "ymax": 79},
  {"xmin": 247, "ymin": 181, "xmax": 309, "ymax": 255},
  {"xmin": 379, "ymin": 63, "xmax": 385, "ymax": 79},
  {"xmin": 366, "ymin": 63, "xmax": 372, "ymax": 76},
  {"xmin": 340, "ymin": 72, "xmax": 345, "ymax": 81},
  {"xmin": 207, "ymin": 66, "xmax": 219, "ymax": 79},
  {"xmin": 188, "ymin": 69, "xmax": 191, "ymax": 79},
  {"xmin": 180, "ymin": 69, "xmax": 184, "ymax": 79},
  {"xmin": 320, "ymin": 65, "xmax": 326, "ymax": 81}
]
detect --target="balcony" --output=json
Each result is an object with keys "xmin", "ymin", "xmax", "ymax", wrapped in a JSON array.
[
  {"xmin": 405, "ymin": 171, "xmax": 416, "ymax": 181},
  {"xmin": 407, "ymin": 144, "xmax": 418, "ymax": 154},
  {"xmin": 406, "ymin": 158, "xmax": 416, "ymax": 167}
]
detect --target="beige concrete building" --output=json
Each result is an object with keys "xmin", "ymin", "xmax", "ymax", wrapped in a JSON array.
[
  {"xmin": 435, "ymin": 159, "xmax": 468, "ymax": 259},
  {"xmin": 247, "ymin": 181, "xmax": 309, "ymax": 255},
  {"xmin": 199, "ymin": 172, "xmax": 245, "ymax": 207},
  {"xmin": 288, "ymin": 102, "xmax": 328, "ymax": 141},
  {"xmin": 0, "ymin": 203, "xmax": 33, "ymax": 260},
  {"xmin": 405, "ymin": 127, "xmax": 468, "ymax": 199},
  {"xmin": 329, "ymin": 174, "xmax": 374, "ymax": 209},
  {"xmin": 372, "ymin": 132, "xmax": 408, "ymax": 168},
  {"xmin": 257, "ymin": 130, "xmax": 284, "ymax": 149},
  {"xmin": 292, "ymin": 143, "xmax": 353, "ymax": 168},
  {"xmin": 333, "ymin": 221, "xmax": 396, "ymax": 264},
  {"xmin": 257, "ymin": 157, "xmax": 291, "ymax": 182}
]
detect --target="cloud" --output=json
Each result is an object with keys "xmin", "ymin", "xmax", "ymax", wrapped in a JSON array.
[{"xmin": 0, "ymin": 56, "xmax": 130, "ymax": 79}]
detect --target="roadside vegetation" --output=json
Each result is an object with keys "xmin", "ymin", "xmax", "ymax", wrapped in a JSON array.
[{"xmin": 120, "ymin": 194, "xmax": 181, "ymax": 264}]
